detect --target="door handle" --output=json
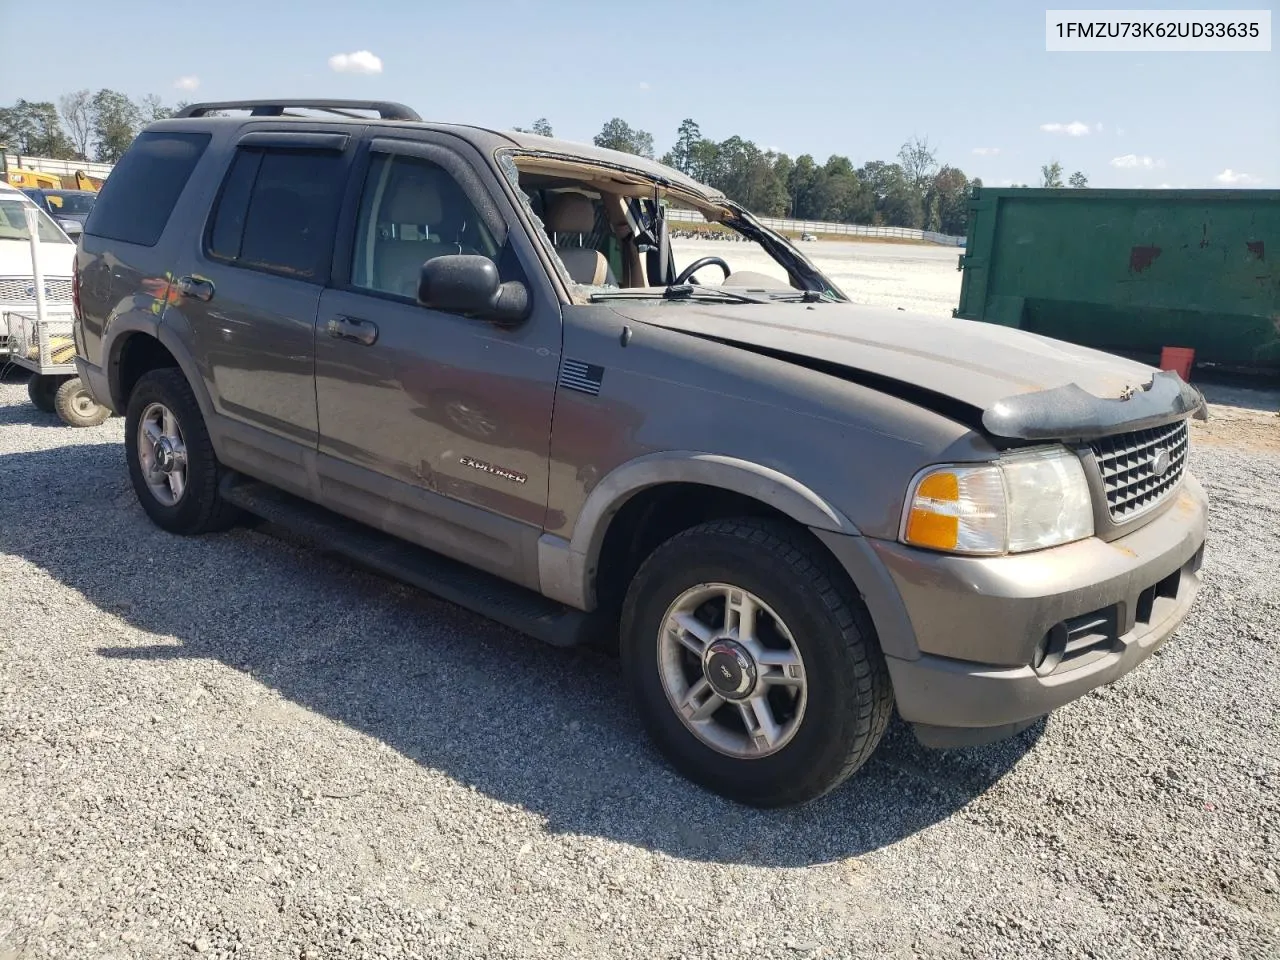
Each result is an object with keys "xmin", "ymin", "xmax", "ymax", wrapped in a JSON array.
[
  {"xmin": 176, "ymin": 275, "xmax": 215, "ymax": 302},
  {"xmin": 327, "ymin": 315, "xmax": 379, "ymax": 346}
]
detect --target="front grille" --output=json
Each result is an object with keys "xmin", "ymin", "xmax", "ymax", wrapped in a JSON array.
[
  {"xmin": 1089, "ymin": 419, "xmax": 1189, "ymax": 522},
  {"xmin": 0, "ymin": 276, "xmax": 74, "ymax": 304}
]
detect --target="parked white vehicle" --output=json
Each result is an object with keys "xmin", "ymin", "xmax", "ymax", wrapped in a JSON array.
[{"xmin": 0, "ymin": 183, "xmax": 76, "ymax": 358}]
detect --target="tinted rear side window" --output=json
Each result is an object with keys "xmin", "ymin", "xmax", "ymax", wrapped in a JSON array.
[
  {"xmin": 84, "ymin": 131, "xmax": 210, "ymax": 246},
  {"xmin": 206, "ymin": 148, "xmax": 346, "ymax": 280},
  {"xmin": 207, "ymin": 150, "xmax": 262, "ymax": 260}
]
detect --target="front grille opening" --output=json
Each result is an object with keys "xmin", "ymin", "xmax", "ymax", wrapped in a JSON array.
[
  {"xmin": 1035, "ymin": 606, "xmax": 1120, "ymax": 676},
  {"xmin": 0, "ymin": 276, "xmax": 74, "ymax": 303},
  {"xmin": 1090, "ymin": 419, "xmax": 1189, "ymax": 523},
  {"xmin": 1136, "ymin": 568, "xmax": 1182, "ymax": 627},
  {"xmin": 1135, "ymin": 585, "xmax": 1156, "ymax": 626}
]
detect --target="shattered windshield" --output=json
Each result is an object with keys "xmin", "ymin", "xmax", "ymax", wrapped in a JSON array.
[
  {"xmin": 668, "ymin": 205, "xmax": 801, "ymax": 290},
  {"xmin": 500, "ymin": 151, "xmax": 842, "ymax": 302}
]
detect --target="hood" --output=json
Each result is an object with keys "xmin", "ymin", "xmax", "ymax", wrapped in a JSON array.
[
  {"xmin": 614, "ymin": 301, "xmax": 1206, "ymax": 441},
  {"xmin": 0, "ymin": 237, "xmax": 75, "ymax": 283}
]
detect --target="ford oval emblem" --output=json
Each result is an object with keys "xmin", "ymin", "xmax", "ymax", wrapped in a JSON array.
[{"xmin": 1151, "ymin": 448, "xmax": 1171, "ymax": 477}]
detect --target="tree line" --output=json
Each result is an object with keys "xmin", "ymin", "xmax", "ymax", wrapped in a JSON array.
[
  {"xmin": 0, "ymin": 90, "xmax": 188, "ymax": 164},
  {"xmin": 571, "ymin": 117, "xmax": 981, "ymax": 234},
  {"xmin": 577, "ymin": 118, "xmax": 1089, "ymax": 235}
]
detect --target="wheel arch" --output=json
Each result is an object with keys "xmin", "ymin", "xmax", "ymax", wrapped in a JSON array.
[
  {"xmin": 106, "ymin": 320, "xmax": 215, "ymax": 429},
  {"xmin": 538, "ymin": 451, "xmax": 860, "ymax": 613}
]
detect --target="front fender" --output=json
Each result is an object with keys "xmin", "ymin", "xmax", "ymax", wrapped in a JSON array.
[{"xmin": 536, "ymin": 450, "xmax": 859, "ymax": 610}]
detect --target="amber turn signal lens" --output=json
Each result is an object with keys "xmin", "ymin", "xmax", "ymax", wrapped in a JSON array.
[{"xmin": 902, "ymin": 465, "xmax": 1007, "ymax": 555}]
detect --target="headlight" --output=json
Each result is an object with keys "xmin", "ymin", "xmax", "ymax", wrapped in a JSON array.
[{"xmin": 902, "ymin": 446, "xmax": 1094, "ymax": 555}]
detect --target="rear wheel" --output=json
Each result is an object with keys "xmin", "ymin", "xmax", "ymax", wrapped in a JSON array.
[
  {"xmin": 27, "ymin": 374, "xmax": 59, "ymax": 413},
  {"xmin": 621, "ymin": 518, "xmax": 893, "ymax": 807},
  {"xmin": 54, "ymin": 377, "xmax": 110, "ymax": 427},
  {"xmin": 124, "ymin": 368, "xmax": 240, "ymax": 535}
]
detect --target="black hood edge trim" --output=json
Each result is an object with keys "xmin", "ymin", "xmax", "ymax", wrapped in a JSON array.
[{"xmin": 647, "ymin": 323, "xmax": 1207, "ymax": 446}]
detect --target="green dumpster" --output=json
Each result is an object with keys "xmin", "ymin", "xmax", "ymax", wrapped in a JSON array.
[{"xmin": 953, "ymin": 187, "xmax": 1280, "ymax": 374}]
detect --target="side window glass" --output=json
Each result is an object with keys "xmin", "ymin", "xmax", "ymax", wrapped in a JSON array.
[
  {"xmin": 206, "ymin": 147, "xmax": 346, "ymax": 280},
  {"xmin": 207, "ymin": 150, "xmax": 262, "ymax": 260},
  {"xmin": 351, "ymin": 153, "xmax": 497, "ymax": 299},
  {"xmin": 84, "ymin": 131, "xmax": 210, "ymax": 247}
]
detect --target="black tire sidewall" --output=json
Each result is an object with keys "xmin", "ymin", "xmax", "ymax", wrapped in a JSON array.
[
  {"xmin": 622, "ymin": 525, "xmax": 884, "ymax": 806},
  {"xmin": 124, "ymin": 370, "xmax": 222, "ymax": 535},
  {"xmin": 27, "ymin": 375, "xmax": 58, "ymax": 413}
]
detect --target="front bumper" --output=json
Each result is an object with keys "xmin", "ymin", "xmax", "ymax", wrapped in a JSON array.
[
  {"xmin": 74, "ymin": 358, "xmax": 114, "ymax": 413},
  {"xmin": 826, "ymin": 473, "xmax": 1208, "ymax": 746}
]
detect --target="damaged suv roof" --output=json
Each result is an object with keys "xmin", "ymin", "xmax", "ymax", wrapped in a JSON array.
[{"xmin": 488, "ymin": 130, "xmax": 729, "ymax": 205}]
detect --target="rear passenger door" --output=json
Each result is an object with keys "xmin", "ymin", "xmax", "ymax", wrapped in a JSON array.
[{"xmin": 172, "ymin": 129, "xmax": 358, "ymax": 493}]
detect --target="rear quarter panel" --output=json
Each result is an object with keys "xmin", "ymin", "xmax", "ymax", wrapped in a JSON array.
[
  {"xmin": 77, "ymin": 122, "xmax": 238, "ymax": 408},
  {"xmin": 76, "ymin": 237, "xmax": 177, "ymax": 368}
]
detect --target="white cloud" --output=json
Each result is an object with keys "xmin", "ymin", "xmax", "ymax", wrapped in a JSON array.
[
  {"xmin": 1040, "ymin": 121, "xmax": 1092, "ymax": 137},
  {"xmin": 638, "ymin": 81, "xmax": 650, "ymax": 91},
  {"xmin": 971, "ymin": 147, "xmax": 1001, "ymax": 156},
  {"xmin": 1117, "ymin": 126, "xmax": 1126, "ymax": 136},
  {"xmin": 173, "ymin": 75, "xmax": 200, "ymax": 91},
  {"xmin": 1214, "ymin": 168, "xmax": 1260, "ymax": 185},
  {"xmin": 328, "ymin": 50, "xmax": 383, "ymax": 75},
  {"xmin": 1111, "ymin": 154, "xmax": 1163, "ymax": 169},
  {"xmin": 1095, "ymin": 122, "xmax": 1104, "ymax": 133}
]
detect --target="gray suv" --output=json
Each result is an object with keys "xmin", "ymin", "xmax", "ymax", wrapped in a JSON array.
[{"xmin": 72, "ymin": 99, "xmax": 1209, "ymax": 807}]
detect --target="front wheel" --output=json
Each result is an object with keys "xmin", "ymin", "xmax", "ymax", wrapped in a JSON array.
[
  {"xmin": 124, "ymin": 368, "xmax": 240, "ymax": 535},
  {"xmin": 621, "ymin": 518, "xmax": 893, "ymax": 807}
]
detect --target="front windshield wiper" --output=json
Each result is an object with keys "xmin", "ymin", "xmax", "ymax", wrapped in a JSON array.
[
  {"xmin": 589, "ymin": 284, "xmax": 770, "ymax": 305},
  {"xmin": 769, "ymin": 289, "xmax": 838, "ymax": 303}
]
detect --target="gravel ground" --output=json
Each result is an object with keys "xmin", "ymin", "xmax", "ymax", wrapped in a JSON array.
[{"xmin": 1, "ymin": 368, "xmax": 1277, "ymax": 960}]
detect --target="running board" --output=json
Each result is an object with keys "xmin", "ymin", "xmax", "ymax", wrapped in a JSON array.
[{"xmin": 219, "ymin": 476, "xmax": 601, "ymax": 648}]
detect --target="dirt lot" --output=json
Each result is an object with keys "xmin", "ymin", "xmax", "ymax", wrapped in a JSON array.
[{"xmin": 1, "ymin": 351, "xmax": 1277, "ymax": 957}]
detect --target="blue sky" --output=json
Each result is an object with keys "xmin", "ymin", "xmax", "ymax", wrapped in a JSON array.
[{"xmin": 2, "ymin": 0, "xmax": 1275, "ymax": 188}]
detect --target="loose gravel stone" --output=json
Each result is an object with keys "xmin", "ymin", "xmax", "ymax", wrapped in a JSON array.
[{"xmin": 0, "ymin": 370, "xmax": 1277, "ymax": 960}]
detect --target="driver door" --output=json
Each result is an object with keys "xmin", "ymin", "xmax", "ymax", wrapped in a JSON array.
[{"xmin": 313, "ymin": 136, "xmax": 563, "ymax": 586}]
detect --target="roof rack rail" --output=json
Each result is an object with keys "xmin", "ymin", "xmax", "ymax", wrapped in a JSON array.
[{"xmin": 173, "ymin": 100, "xmax": 421, "ymax": 121}]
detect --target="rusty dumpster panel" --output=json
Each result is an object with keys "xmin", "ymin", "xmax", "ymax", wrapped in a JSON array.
[{"xmin": 953, "ymin": 187, "xmax": 1280, "ymax": 373}]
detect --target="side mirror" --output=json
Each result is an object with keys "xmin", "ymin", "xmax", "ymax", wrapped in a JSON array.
[
  {"xmin": 417, "ymin": 255, "xmax": 530, "ymax": 324},
  {"xmin": 59, "ymin": 219, "xmax": 83, "ymax": 238}
]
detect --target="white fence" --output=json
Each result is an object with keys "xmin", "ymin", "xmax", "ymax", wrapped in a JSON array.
[
  {"xmin": 666, "ymin": 208, "xmax": 965, "ymax": 246},
  {"xmin": 2, "ymin": 154, "xmax": 115, "ymax": 180}
]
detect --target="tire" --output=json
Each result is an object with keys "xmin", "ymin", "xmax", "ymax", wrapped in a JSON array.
[
  {"xmin": 54, "ymin": 377, "xmax": 110, "ymax": 427},
  {"xmin": 124, "ymin": 368, "xmax": 240, "ymax": 535},
  {"xmin": 27, "ymin": 374, "xmax": 58, "ymax": 413},
  {"xmin": 621, "ymin": 518, "xmax": 893, "ymax": 807}
]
